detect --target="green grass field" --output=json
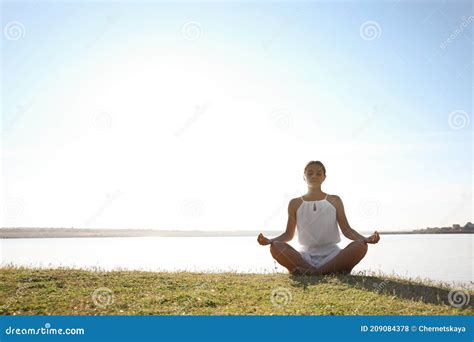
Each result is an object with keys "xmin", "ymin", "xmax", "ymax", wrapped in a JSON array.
[{"xmin": 0, "ymin": 267, "xmax": 472, "ymax": 315}]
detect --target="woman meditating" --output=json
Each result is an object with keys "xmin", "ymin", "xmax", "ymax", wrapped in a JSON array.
[{"xmin": 257, "ymin": 160, "xmax": 380, "ymax": 275}]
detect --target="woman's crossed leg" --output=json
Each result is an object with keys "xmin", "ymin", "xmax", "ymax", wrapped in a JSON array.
[{"xmin": 270, "ymin": 240, "xmax": 368, "ymax": 276}]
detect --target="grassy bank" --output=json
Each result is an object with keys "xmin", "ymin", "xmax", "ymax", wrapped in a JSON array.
[{"xmin": 0, "ymin": 267, "xmax": 472, "ymax": 315}]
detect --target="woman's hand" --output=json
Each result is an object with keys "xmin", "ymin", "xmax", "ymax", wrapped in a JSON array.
[
  {"xmin": 257, "ymin": 233, "xmax": 273, "ymax": 246},
  {"xmin": 364, "ymin": 231, "xmax": 380, "ymax": 244}
]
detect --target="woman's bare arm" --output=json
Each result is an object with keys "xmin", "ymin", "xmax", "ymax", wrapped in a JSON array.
[
  {"xmin": 334, "ymin": 195, "xmax": 372, "ymax": 241},
  {"xmin": 257, "ymin": 199, "xmax": 297, "ymax": 245}
]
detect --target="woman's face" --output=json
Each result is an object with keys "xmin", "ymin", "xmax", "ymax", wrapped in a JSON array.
[{"xmin": 304, "ymin": 165, "xmax": 326, "ymax": 186}]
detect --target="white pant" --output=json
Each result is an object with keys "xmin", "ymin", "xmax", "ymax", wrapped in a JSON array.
[{"xmin": 300, "ymin": 244, "xmax": 341, "ymax": 268}]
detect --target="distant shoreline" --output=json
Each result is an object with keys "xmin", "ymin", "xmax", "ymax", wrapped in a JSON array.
[
  {"xmin": 0, "ymin": 228, "xmax": 278, "ymax": 239},
  {"xmin": 0, "ymin": 228, "xmax": 472, "ymax": 239}
]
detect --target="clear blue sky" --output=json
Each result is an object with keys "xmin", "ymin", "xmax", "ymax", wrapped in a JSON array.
[{"xmin": 2, "ymin": 0, "xmax": 472, "ymax": 231}]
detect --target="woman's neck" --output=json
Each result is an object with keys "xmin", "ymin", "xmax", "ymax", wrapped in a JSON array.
[{"xmin": 306, "ymin": 187, "xmax": 325, "ymax": 197}]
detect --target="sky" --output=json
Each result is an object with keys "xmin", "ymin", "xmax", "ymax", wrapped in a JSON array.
[{"xmin": 1, "ymin": 0, "xmax": 472, "ymax": 232}]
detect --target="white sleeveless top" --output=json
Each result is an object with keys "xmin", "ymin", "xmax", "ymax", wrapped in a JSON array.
[{"xmin": 296, "ymin": 194, "xmax": 341, "ymax": 255}]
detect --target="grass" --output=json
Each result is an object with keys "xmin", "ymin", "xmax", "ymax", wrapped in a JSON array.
[{"xmin": 0, "ymin": 267, "xmax": 472, "ymax": 315}]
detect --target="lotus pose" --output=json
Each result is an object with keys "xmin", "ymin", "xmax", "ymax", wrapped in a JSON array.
[{"xmin": 257, "ymin": 160, "xmax": 380, "ymax": 275}]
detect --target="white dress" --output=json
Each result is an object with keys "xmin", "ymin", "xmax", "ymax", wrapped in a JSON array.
[{"xmin": 296, "ymin": 194, "xmax": 341, "ymax": 268}]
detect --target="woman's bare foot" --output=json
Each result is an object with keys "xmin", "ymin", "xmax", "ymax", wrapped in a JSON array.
[{"xmin": 291, "ymin": 265, "xmax": 320, "ymax": 276}]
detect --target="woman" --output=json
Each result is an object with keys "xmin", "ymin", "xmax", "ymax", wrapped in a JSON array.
[{"xmin": 257, "ymin": 160, "xmax": 380, "ymax": 275}]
